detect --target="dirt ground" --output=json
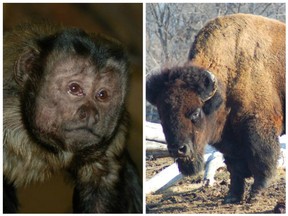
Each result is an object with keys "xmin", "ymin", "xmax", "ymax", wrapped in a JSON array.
[{"xmin": 146, "ymin": 157, "xmax": 286, "ymax": 214}]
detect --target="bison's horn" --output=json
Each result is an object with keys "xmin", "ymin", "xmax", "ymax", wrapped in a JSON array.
[{"xmin": 201, "ymin": 70, "xmax": 218, "ymax": 102}]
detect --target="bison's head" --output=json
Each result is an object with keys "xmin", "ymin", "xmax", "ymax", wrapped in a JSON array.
[{"xmin": 147, "ymin": 66, "xmax": 225, "ymax": 176}]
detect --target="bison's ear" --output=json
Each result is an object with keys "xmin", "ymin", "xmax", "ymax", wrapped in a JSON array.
[
  {"xmin": 146, "ymin": 73, "xmax": 164, "ymax": 105},
  {"xmin": 203, "ymin": 90, "xmax": 223, "ymax": 115}
]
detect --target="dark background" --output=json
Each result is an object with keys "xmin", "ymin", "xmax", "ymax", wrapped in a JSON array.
[{"xmin": 3, "ymin": 3, "xmax": 143, "ymax": 213}]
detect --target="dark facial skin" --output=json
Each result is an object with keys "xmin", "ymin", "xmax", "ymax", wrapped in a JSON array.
[
  {"xmin": 18, "ymin": 29, "xmax": 128, "ymax": 153},
  {"xmin": 32, "ymin": 54, "xmax": 124, "ymax": 152}
]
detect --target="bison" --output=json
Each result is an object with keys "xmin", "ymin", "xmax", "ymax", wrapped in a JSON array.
[{"xmin": 146, "ymin": 13, "xmax": 285, "ymax": 204}]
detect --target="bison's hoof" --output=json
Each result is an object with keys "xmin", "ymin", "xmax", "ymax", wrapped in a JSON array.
[
  {"xmin": 246, "ymin": 196, "xmax": 257, "ymax": 204},
  {"xmin": 246, "ymin": 193, "xmax": 258, "ymax": 204},
  {"xmin": 246, "ymin": 189, "xmax": 263, "ymax": 204},
  {"xmin": 223, "ymin": 195, "xmax": 242, "ymax": 204}
]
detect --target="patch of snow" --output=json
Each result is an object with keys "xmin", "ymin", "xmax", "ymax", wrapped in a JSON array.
[{"xmin": 146, "ymin": 121, "xmax": 166, "ymax": 142}]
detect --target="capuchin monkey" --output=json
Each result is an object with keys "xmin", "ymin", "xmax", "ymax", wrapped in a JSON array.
[{"xmin": 3, "ymin": 22, "xmax": 142, "ymax": 213}]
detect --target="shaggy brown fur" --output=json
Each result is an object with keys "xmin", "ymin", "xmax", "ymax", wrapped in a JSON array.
[
  {"xmin": 3, "ymin": 22, "xmax": 142, "ymax": 213},
  {"xmin": 147, "ymin": 13, "xmax": 285, "ymax": 204},
  {"xmin": 188, "ymin": 13, "xmax": 285, "ymax": 125}
]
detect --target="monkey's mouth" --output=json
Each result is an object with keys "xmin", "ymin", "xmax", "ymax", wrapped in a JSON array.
[
  {"xmin": 62, "ymin": 127, "xmax": 104, "ymax": 151},
  {"xmin": 64, "ymin": 125, "xmax": 102, "ymax": 142},
  {"xmin": 64, "ymin": 126, "xmax": 101, "ymax": 139}
]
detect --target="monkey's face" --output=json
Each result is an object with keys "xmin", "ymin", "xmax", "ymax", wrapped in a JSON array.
[
  {"xmin": 15, "ymin": 29, "xmax": 128, "ymax": 152},
  {"xmin": 31, "ymin": 54, "xmax": 126, "ymax": 152}
]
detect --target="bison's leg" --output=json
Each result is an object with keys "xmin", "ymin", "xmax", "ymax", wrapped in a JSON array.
[
  {"xmin": 243, "ymin": 118, "xmax": 280, "ymax": 203},
  {"xmin": 223, "ymin": 157, "xmax": 250, "ymax": 204}
]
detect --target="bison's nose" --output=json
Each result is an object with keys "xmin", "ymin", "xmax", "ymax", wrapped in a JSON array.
[
  {"xmin": 178, "ymin": 145, "xmax": 188, "ymax": 156},
  {"xmin": 169, "ymin": 144, "xmax": 190, "ymax": 157}
]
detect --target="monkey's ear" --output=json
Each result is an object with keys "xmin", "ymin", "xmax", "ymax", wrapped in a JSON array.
[{"xmin": 14, "ymin": 49, "xmax": 38, "ymax": 86}]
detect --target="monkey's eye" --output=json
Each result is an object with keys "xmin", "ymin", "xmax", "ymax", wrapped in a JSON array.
[
  {"xmin": 68, "ymin": 83, "xmax": 84, "ymax": 96},
  {"xmin": 96, "ymin": 89, "xmax": 109, "ymax": 101}
]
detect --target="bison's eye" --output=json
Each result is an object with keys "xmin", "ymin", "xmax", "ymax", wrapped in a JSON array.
[
  {"xmin": 68, "ymin": 83, "xmax": 85, "ymax": 96},
  {"xmin": 188, "ymin": 108, "xmax": 201, "ymax": 122},
  {"xmin": 96, "ymin": 89, "xmax": 110, "ymax": 102}
]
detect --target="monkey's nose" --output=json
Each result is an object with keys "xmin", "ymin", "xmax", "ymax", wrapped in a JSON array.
[{"xmin": 77, "ymin": 105, "xmax": 99, "ymax": 126}]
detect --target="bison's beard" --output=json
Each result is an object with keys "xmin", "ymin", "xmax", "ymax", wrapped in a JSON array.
[{"xmin": 176, "ymin": 154, "xmax": 204, "ymax": 176}]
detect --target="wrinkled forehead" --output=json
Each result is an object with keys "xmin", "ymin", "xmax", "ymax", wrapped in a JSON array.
[
  {"xmin": 45, "ymin": 54, "xmax": 123, "ymax": 78},
  {"xmin": 49, "ymin": 55, "xmax": 89, "ymax": 70}
]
